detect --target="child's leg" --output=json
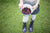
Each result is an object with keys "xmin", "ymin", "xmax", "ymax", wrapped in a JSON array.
[
  {"xmin": 22, "ymin": 15, "xmax": 29, "ymax": 32},
  {"xmin": 30, "ymin": 15, "xmax": 36, "ymax": 27},
  {"xmin": 29, "ymin": 15, "xmax": 36, "ymax": 32},
  {"xmin": 23, "ymin": 15, "xmax": 29, "ymax": 28}
]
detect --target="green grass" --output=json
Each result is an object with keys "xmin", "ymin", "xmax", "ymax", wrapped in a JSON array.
[{"xmin": 0, "ymin": 0, "xmax": 50, "ymax": 33}]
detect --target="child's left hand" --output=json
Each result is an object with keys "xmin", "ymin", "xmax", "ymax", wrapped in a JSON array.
[{"xmin": 32, "ymin": 5, "xmax": 38, "ymax": 11}]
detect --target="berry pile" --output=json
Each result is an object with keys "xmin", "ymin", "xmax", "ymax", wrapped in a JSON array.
[{"xmin": 22, "ymin": 7, "xmax": 31, "ymax": 15}]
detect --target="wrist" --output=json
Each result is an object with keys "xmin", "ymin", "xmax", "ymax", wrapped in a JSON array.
[{"xmin": 35, "ymin": 4, "xmax": 39, "ymax": 6}]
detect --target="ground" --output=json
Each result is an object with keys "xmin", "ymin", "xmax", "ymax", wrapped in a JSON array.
[{"xmin": 0, "ymin": 0, "xmax": 50, "ymax": 33}]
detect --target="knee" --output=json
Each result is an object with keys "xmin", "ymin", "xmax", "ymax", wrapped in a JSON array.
[
  {"xmin": 23, "ymin": 15, "xmax": 29, "ymax": 23},
  {"xmin": 31, "ymin": 15, "xmax": 36, "ymax": 21}
]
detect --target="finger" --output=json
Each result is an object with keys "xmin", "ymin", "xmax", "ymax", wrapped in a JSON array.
[{"xmin": 21, "ymin": 6, "xmax": 23, "ymax": 9}]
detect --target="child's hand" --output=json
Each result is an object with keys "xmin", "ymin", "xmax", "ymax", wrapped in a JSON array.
[
  {"xmin": 19, "ymin": 3, "xmax": 23, "ymax": 9},
  {"xmin": 32, "ymin": 5, "xmax": 38, "ymax": 11}
]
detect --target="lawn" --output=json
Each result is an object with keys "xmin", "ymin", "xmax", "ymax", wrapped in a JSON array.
[{"xmin": 0, "ymin": 0, "xmax": 50, "ymax": 33}]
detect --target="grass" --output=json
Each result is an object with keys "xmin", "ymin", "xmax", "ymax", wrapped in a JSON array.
[{"xmin": 0, "ymin": 0, "xmax": 50, "ymax": 33}]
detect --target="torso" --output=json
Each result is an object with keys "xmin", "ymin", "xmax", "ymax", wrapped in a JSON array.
[{"xmin": 23, "ymin": 0, "xmax": 37, "ymax": 6}]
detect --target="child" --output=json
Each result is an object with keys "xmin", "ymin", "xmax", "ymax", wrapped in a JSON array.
[{"xmin": 19, "ymin": 0, "xmax": 40, "ymax": 32}]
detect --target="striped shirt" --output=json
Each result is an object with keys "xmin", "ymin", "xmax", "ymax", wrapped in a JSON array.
[{"xmin": 23, "ymin": 0, "xmax": 37, "ymax": 6}]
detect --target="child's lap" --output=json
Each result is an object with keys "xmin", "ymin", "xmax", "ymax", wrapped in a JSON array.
[{"xmin": 19, "ymin": 3, "xmax": 40, "ymax": 15}]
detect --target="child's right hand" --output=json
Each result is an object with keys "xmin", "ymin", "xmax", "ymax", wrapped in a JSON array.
[{"xmin": 19, "ymin": 3, "xmax": 23, "ymax": 9}]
